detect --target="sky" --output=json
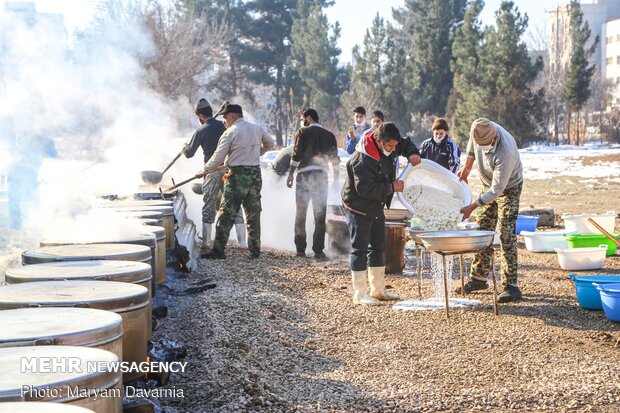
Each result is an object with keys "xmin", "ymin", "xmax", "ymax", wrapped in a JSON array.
[
  {"xmin": 326, "ymin": 0, "xmax": 557, "ymax": 63},
  {"xmin": 2, "ymin": 0, "xmax": 559, "ymax": 62}
]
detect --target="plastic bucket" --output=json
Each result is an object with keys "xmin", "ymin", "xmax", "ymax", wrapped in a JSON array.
[
  {"xmin": 516, "ymin": 215, "xmax": 539, "ymax": 234},
  {"xmin": 569, "ymin": 274, "xmax": 620, "ymax": 310},
  {"xmin": 593, "ymin": 283, "xmax": 620, "ymax": 322},
  {"xmin": 564, "ymin": 234, "xmax": 618, "ymax": 256},
  {"xmin": 555, "ymin": 246, "xmax": 607, "ymax": 271}
]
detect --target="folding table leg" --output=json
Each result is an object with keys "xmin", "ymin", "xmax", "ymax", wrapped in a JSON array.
[
  {"xmin": 491, "ymin": 249, "xmax": 498, "ymax": 315},
  {"xmin": 442, "ymin": 254, "xmax": 449, "ymax": 319}
]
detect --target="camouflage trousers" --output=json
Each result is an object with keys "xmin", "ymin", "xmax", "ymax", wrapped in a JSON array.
[
  {"xmin": 202, "ymin": 168, "xmax": 243, "ymax": 224},
  {"xmin": 213, "ymin": 166, "xmax": 262, "ymax": 254},
  {"xmin": 470, "ymin": 182, "xmax": 523, "ymax": 286}
]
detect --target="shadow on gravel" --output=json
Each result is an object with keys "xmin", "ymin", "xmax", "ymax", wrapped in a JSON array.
[{"xmin": 153, "ymin": 248, "xmax": 397, "ymax": 412}]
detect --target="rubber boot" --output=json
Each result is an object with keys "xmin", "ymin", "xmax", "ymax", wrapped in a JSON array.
[
  {"xmin": 201, "ymin": 223, "xmax": 212, "ymax": 253},
  {"xmin": 235, "ymin": 223, "xmax": 247, "ymax": 248},
  {"xmin": 351, "ymin": 270, "xmax": 380, "ymax": 305},
  {"xmin": 369, "ymin": 266, "xmax": 400, "ymax": 300}
]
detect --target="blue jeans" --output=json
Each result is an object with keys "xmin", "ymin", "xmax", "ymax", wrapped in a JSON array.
[{"xmin": 343, "ymin": 208, "xmax": 385, "ymax": 271}]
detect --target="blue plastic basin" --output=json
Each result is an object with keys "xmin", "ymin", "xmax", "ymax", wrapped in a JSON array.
[
  {"xmin": 516, "ymin": 215, "xmax": 539, "ymax": 235},
  {"xmin": 569, "ymin": 274, "xmax": 620, "ymax": 310},
  {"xmin": 593, "ymin": 283, "xmax": 620, "ymax": 322}
]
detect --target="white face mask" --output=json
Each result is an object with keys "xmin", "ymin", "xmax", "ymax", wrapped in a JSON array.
[
  {"xmin": 382, "ymin": 149, "xmax": 392, "ymax": 156},
  {"xmin": 433, "ymin": 136, "xmax": 444, "ymax": 144}
]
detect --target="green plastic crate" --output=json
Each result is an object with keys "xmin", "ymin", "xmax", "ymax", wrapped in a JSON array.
[{"xmin": 564, "ymin": 234, "xmax": 618, "ymax": 256}]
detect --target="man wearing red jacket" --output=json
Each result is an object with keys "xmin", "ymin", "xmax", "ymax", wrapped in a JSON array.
[{"xmin": 340, "ymin": 123, "xmax": 420, "ymax": 305}]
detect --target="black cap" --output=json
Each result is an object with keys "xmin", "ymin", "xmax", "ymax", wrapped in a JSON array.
[
  {"xmin": 194, "ymin": 98, "xmax": 211, "ymax": 111},
  {"xmin": 221, "ymin": 103, "xmax": 243, "ymax": 116}
]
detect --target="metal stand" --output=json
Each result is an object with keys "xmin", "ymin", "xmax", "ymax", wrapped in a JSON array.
[{"xmin": 413, "ymin": 241, "xmax": 499, "ymax": 319}]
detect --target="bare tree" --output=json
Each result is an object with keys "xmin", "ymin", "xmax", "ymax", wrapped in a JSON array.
[{"xmin": 141, "ymin": 1, "xmax": 231, "ymax": 101}]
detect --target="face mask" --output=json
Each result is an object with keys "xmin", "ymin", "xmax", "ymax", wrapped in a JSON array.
[
  {"xmin": 382, "ymin": 149, "xmax": 392, "ymax": 156},
  {"xmin": 478, "ymin": 144, "xmax": 493, "ymax": 152},
  {"xmin": 433, "ymin": 136, "xmax": 444, "ymax": 144}
]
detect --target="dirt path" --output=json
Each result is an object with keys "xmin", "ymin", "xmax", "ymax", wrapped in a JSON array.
[{"xmin": 155, "ymin": 244, "xmax": 620, "ymax": 412}]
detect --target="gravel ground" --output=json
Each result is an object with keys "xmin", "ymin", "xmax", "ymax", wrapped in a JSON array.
[{"xmin": 155, "ymin": 242, "xmax": 620, "ymax": 413}]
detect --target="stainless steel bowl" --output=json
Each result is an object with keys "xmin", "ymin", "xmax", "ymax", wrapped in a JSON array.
[{"xmin": 416, "ymin": 230, "xmax": 495, "ymax": 252}]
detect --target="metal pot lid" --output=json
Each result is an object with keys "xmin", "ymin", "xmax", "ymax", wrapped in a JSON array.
[
  {"xmin": 101, "ymin": 200, "xmax": 173, "ymax": 208},
  {"xmin": 0, "ymin": 346, "xmax": 120, "ymax": 402},
  {"xmin": 116, "ymin": 210, "xmax": 163, "ymax": 219},
  {"xmin": 0, "ymin": 402, "xmax": 95, "ymax": 412},
  {"xmin": 0, "ymin": 280, "xmax": 150, "ymax": 311},
  {"xmin": 141, "ymin": 225, "xmax": 166, "ymax": 239},
  {"xmin": 40, "ymin": 231, "xmax": 157, "ymax": 249},
  {"xmin": 0, "ymin": 308, "xmax": 123, "ymax": 348},
  {"xmin": 22, "ymin": 243, "xmax": 152, "ymax": 265},
  {"xmin": 133, "ymin": 190, "xmax": 176, "ymax": 200},
  {"xmin": 6, "ymin": 260, "xmax": 152, "ymax": 284},
  {"xmin": 136, "ymin": 218, "xmax": 161, "ymax": 226},
  {"xmin": 107, "ymin": 205, "xmax": 174, "ymax": 216}
]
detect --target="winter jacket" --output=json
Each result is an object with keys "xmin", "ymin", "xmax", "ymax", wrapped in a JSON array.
[
  {"xmin": 419, "ymin": 136, "xmax": 461, "ymax": 173},
  {"xmin": 345, "ymin": 122, "xmax": 371, "ymax": 154},
  {"xmin": 341, "ymin": 130, "xmax": 420, "ymax": 219}
]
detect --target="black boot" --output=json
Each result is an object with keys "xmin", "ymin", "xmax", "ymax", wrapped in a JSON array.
[
  {"xmin": 455, "ymin": 278, "xmax": 489, "ymax": 294},
  {"xmin": 497, "ymin": 285, "xmax": 522, "ymax": 303},
  {"xmin": 202, "ymin": 248, "xmax": 225, "ymax": 259}
]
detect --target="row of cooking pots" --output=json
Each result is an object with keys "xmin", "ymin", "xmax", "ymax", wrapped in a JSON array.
[{"xmin": 0, "ymin": 196, "xmax": 180, "ymax": 412}]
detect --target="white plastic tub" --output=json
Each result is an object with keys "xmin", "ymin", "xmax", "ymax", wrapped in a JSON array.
[
  {"xmin": 521, "ymin": 229, "xmax": 576, "ymax": 252},
  {"xmin": 555, "ymin": 246, "xmax": 608, "ymax": 271},
  {"xmin": 561, "ymin": 212, "xmax": 616, "ymax": 234}
]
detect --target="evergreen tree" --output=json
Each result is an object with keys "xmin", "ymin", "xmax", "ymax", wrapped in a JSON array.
[
  {"xmin": 449, "ymin": 0, "xmax": 486, "ymax": 144},
  {"xmin": 288, "ymin": 3, "xmax": 347, "ymax": 128},
  {"xmin": 394, "ymin": 0, "xmax": 467, "ymax": 118},
  {"xmin": 562, "ymin": 0, "xmax": 598, "ymax": 145},
  {"xmin": 481, "ymin": 1, "xmax": 543, "ymax": 146},
  {"xmin": 342, "ymin": 14, "xmax": 388, "ymax": 112}
]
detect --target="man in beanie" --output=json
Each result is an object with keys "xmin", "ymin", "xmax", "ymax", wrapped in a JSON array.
[
  {"xmin": 345, "ymin": 106, "xmax": 371, "ymax": 154},
  {"xmin": 198, "ymin": 103, "xmax": 275, "ymax": 259},
  {"xmin": 457, "ymin": 118, "xmax": 523, "ymax": 303},
  {"xmin": 287, "ymin": 108, "xmax": 340, "ymax": 259},
  {"xmin": 419, "ymin": 117, "xmax": 461, "ymax": 173},
  {"xmin": 184, "ymin": 99, "xmax": 245, "ymax": 252},
  {"xmin": 341, "ymin": 123, "xmax": 421, "ymax": 305}
]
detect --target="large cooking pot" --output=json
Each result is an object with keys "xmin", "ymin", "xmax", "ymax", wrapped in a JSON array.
[
  {"xmin": 6, "ymin": 260, "xmax": 153, "ymax": 299},
  {"xmin": 0, "ymin": 346, "xmax": 122, "ymax": 412},
  {"xmin": 416, "ymin": 230, "xmax": 495, "ymax": 252},
  {"xmin": 140, "ymin": 226, "xmax": 167, "ymax": 285},
  {"xmin": 385, "ymin": 221, "xmax": 408, "ymax": 275},
  {"xmin": 107, "ymin": 206, "xmax": 175, "ymax": 250},
  {"xmin": 0, "ymin": 402, "xmax": 95, "ymax": 412},
  {"xmin": 40, "ymin": 230, "xmax": 164, "ymax": 289},
  {"xmin": 0, "ymin": 308, "xmax": 123, "ymax": 362},
  {"xmin": 0, "ymin": 280, "xmax": 150, "ymax": 383},
  {"xmin": 101, "ymin": 200, "xmax": 173, "ymax": 208},
  {"xmin": 22, "ymin": 243, "xmax": 152, "ymax": 266}
]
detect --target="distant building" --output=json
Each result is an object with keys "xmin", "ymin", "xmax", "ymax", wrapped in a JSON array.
[
  {"xmin": 549, "ymin": 0, "xmax": 620, "ymax": 108},
  {"xmin": 602, "ymin": 17, "xmax": 620, "ymax": 106}
]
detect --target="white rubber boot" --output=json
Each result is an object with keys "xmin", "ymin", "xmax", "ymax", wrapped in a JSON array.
[
  {"xmin": 201, "ymin": 223, "xmax": 212, "ymax": 251},
  {"xmin": 351, "ymin": 270, "xmax": 380, "ymax": 305},
  {"xmin": 235, "ymin": 223, "xmax": 247, "ymax": 248},
  {"xmin": 369, "ymin": 266, "xmax": 400, "ymax": 300}
]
